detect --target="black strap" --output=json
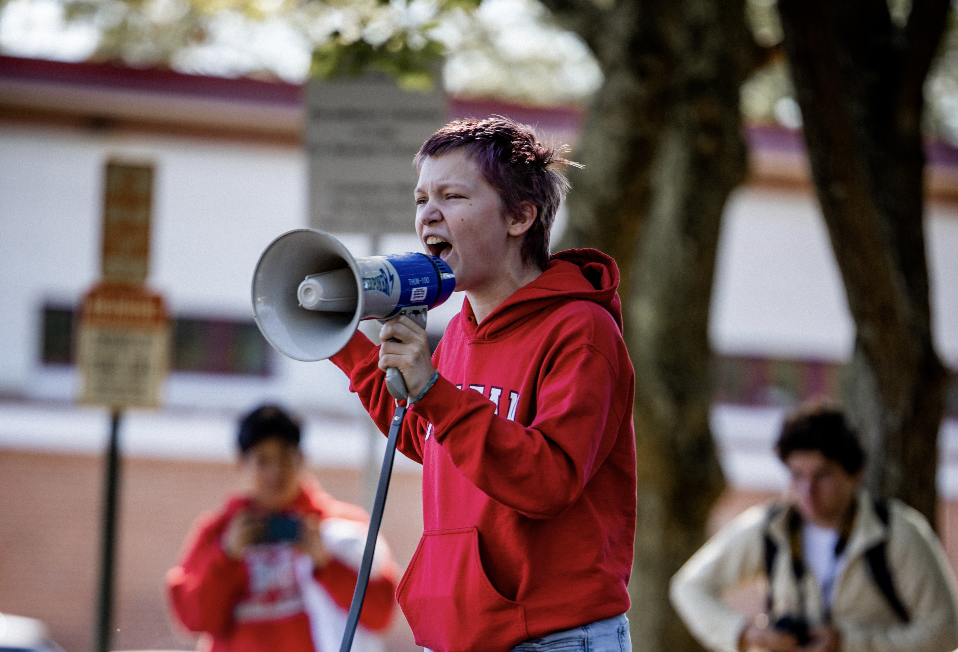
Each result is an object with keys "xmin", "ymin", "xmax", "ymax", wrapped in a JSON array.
[
  {"xmin": 763, "ymin": 505, "xmax": 784, "ymax": 613},
  {"xmin": 864, "ymin": 540, "xmax": 910, "ymax": 623},
  {"xmin": 865, "ymin": 500, "xmax": 910, "ymax": 624}
]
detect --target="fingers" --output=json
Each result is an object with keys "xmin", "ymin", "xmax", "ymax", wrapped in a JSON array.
[
  {"xmin": 741, "ymin": 623, "xmax": 799, "ymax": 652},
  {"xmin": 224, "ymin": 509, "xmax": 264, "ymax": 558},
  {"xmin": 378, "ymin": 316, "xmax": 436, "ymax": 398},
  {"xmin": 379, "ymin": 315, "xmax": 428, "ymax": 345},
  {"xmin": 297, "ymin": 515, "xmax": 330, "ymax": 567},
  {"xmin": 378, "ymin": 316, "xmax": 430, "ymax": 371}
]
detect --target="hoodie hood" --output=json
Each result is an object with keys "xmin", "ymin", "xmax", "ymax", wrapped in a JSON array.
[{"xmin": 461, "ymin": 248, "xmax": 624, "ymax": 339}]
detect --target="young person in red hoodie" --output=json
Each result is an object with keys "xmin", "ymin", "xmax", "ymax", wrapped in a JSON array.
[
  {"xmin": 166, "ymin": 404, "xmax": 398, "ymax": 652},
  {"xmin": 330, "ymin": 117, "xmax": 637, "ymax": 652}
]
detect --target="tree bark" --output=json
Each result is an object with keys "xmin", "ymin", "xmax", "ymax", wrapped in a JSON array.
[
  {"xmin": 538, "ymin": 0, "xmax": 762, "ymax": 649},
  {"xmin": 777, "ymin": 0, "xmax": 950, "ymax": 524}
]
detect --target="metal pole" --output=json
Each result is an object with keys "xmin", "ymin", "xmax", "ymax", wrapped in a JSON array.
[
  {"xmin": 339, "ymin": 402, "xmax": 405, "ymax": 652},
  {"xmin": 96, "ymin": 409, "xmax": 122, "ymax": 652}
]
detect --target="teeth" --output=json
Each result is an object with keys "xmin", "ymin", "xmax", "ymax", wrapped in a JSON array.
[{"xmin": 425, "ymin": 236, "xmax": 447, "ymax": 245}]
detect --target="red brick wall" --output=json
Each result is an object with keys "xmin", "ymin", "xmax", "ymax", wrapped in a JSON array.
[{"xmin": 0, "ymin": 449, "xmax": 423, "ymax": 652}]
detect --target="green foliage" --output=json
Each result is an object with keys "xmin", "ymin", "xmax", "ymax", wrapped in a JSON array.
[{"xmin": 311, "ymin": 33, "xmax": 445, "ymax": 90}]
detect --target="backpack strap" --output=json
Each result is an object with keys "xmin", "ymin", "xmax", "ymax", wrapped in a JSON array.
[
  {"xmin": 763, "ymin": 500, "xmax": 910, "ymax": 623},
  {"xmin": 865, "ymin": 500, "xmax": 910, "ymax": 623},
  {"xmin": 763, "ymin": 504, "xmax": 786, "ymax": 613}
]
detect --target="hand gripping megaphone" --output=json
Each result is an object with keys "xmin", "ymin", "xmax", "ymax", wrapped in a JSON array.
[{"xmin": 251, "ymin": 228, "xmax": 455, "ymax": 399}]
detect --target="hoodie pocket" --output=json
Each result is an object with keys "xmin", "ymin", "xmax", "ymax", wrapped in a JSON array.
[{"xmin": 397, "ymin": 526, "xmax": 528, "ymax": 652}]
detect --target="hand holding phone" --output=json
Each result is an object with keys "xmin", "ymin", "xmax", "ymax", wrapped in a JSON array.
[{"xmin": 262, "ymin": 513, "xmax": 303, "ymax": 543}]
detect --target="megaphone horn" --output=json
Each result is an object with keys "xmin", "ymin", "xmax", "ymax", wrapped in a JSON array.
[{"xmin": 251, "ymin": 229, "xmax": 455, "ymax": 397}]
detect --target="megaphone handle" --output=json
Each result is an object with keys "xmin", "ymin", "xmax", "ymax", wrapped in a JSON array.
[
  {"xmin": 385, "ymin": 368, "xmax": 408, "ymax": 400},
  {"xmin": 381, "ymin": 307, "xmax": 428, "ymax": 401},
  {"xmin": 338, "ymin": 402, "xmax": 405, "ymax": 652}
]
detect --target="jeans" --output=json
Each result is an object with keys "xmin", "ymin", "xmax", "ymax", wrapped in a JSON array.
[{"xmin": 508, "ymin": 614, "xmax": 632, "ymax": 652}]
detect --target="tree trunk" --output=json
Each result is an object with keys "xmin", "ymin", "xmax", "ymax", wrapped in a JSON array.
[
  {"xmin": 777, "ymin": 0, "xmax": 950, "ymax": 524},
  {"xmin": 538, "ymin": 0, "xmax": 761, "ymax": 649}
]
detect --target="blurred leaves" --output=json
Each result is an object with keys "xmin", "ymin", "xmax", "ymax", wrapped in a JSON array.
[
  {"xmin": 20, "ymin": 0, "xmax": 469, "ymax": 84},
  {"xmin": 740, "ymin": 0, "xmax": 958, "ymax": 145},
  {"xmin": 311, "ymin": 33, "xmax": 445, "ymax": 90},
  {"xmin": 439, "ymin": 0, "xmax": 601, "ymax": 103},
  {"xmin": 0, "ymin": 0, "xmax": 954, "ymax": 140}
]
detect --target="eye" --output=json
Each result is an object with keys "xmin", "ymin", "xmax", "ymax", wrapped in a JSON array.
[{"xmin": 415, "ymin": 196, "xmax": 427, "ymax": 205}]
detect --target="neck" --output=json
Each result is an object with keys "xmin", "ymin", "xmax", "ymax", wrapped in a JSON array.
[
  {"xmin": 467, "ymin": 264, "xmax": 543, "ymax": 323},
  {"xmin": 800, "ymin": 499, "xmax": 858, "ymax": 531}
]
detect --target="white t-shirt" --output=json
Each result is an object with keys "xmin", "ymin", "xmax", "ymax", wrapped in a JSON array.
[{"xmin": 802, "ymin": 522, "xmax": 844, "ymax": 610}]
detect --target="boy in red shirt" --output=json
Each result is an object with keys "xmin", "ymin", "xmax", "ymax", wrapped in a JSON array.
[
  {"xmin": 331, "ymin": 117, "xmax": 637, "ymax": 652},
  {"xmin": 167, "ymin": 404, "xmax": 398, "ymax": 652}
]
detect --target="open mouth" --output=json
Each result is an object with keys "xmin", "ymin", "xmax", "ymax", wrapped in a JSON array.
[{"xmin": 425, "ymin": 235, "xmax": 452, "ymax": 259}]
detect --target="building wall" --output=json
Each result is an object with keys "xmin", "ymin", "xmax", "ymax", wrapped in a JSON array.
[{"xmin": 0, "ymin": 447, "xmax": 426, "ymax": 652}]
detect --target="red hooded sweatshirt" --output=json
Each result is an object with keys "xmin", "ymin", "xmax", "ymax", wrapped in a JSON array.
[
  {"xmin": 166, "ymin": 480, "xmax": 397, "ymax": 652},
  {"xmin": 332, "ymin": 249, "xmax": 637, "ymax": 652}
]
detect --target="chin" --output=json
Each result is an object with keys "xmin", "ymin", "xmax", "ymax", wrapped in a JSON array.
[{"xmin": 256, "ymin": 492, "xmax": 295, "ymax": 511}]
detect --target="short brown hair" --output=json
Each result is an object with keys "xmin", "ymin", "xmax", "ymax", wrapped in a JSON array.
[
  {"xmin": 237, "ymin": 404, "xmax": 301, "ymax": 454},
  {"xmin": 775, "ymin": 401, "xmax": 865, "ymax": 474},
  {"xmin": 414, "ymin": 116, "xmax": 578, "ymax": 270}
]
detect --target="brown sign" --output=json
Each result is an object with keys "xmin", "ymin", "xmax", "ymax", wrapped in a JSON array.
[
  {"xmin": 76, "ymin": 283, "xmax": 170, "ymax": 409},
  {"xmin": 101, "ymin": 161, "xmax": 154, "ymax": 285}
]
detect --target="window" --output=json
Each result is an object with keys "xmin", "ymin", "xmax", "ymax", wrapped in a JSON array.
[
  {"xmin": 41, "ymin": 305, "xmax": 271, "ymax": 376},
  {"xmin": 713, "ymin": 355, "xmax": 845, "ymax": 408},
  {"xmin": 42, "ymin": 307, "xmax": 75, "ymax": 365}
]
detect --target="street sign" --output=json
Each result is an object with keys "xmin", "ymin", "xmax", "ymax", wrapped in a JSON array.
[
  {"xmin": 306, "ymin": 73, "xmax": 445, "ymax": 234},
  {"xmin": 84, "ymin": 159, "xmax": 167, "ymax": 652},
  {"xmin": 76, "ymin": 283, "xmax": 170, "ymax": 409},
  {"xmin": 101, "ymin": 160, "xmax": 154, "ymax": 285}
]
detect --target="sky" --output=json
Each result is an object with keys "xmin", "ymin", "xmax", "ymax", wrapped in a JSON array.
[{"xmin": 1, "ymin": 0, "xmax": 100, "ymax": 61}]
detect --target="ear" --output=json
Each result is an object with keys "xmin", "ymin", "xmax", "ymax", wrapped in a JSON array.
[{"xmin": 507, "ymin": 201, "xmax": 538, "ymax": 237}]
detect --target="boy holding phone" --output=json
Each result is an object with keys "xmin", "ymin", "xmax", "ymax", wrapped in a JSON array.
[{"xmin": 167, "ymin": 404, "xmax": 398, "ymax": 652}]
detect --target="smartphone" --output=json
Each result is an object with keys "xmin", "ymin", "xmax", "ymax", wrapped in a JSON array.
[{"xmin": 262, "ymin": 513, "xmax": 302, "ymax": 543}]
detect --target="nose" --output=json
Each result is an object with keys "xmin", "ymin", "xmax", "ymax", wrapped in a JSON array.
[
  {"xmin": 791, "ymin": 476, "xmax": 813, "ymax": 500},
  {"xmin": 417, "ymin": 198, "xmax": 442, "ymax": 227}
]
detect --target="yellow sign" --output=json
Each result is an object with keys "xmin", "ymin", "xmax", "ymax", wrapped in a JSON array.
[
  {"xmin": 77, "ymin": 283, "xmax": 170, "ymax": 409},
  {"xmin": 101, "ymin": 161, "xmax": 153, "ymax": 285}
]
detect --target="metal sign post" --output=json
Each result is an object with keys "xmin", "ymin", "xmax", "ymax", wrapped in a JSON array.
[
  {"xmin": 96, "ymin": 409, "xmax": 122, "ymax": 652},
  {"xmin": 78, "ymin": 159, "xmax": 169, "ymax": 652}
]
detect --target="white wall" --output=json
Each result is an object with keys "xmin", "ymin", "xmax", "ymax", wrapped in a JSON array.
[
  {"xmin": 0, "ymin": 123, "xmax": 364, "ymax": 415},
  {"xmin": 711, "ymin": 186, "xmax": 958, "ymax": 367}
]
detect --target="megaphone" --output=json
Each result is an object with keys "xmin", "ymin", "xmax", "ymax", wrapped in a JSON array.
[{"xmin": 251, "ymin": 228, "xmax": 456, "ymax": 397}]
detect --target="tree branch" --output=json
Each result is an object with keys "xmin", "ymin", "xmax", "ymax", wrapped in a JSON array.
[
  {"xmin": 897, "ymin": 0, "xmax": 951, "ymax": 109},
  {"xmin": 536, "ymin": 0, "xmax": 606, "ymax": 55}
]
